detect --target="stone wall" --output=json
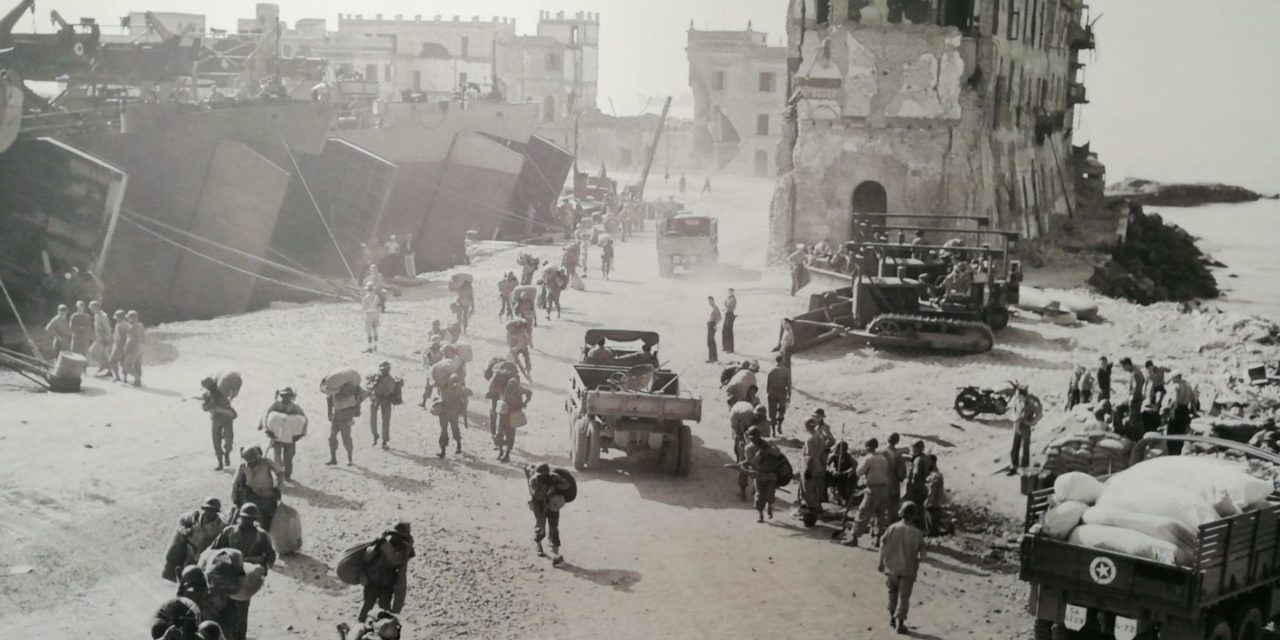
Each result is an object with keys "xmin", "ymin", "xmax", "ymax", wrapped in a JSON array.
[{"xmin": 770, "ymin": 0, "xmax": 1089, "ymax": 261}]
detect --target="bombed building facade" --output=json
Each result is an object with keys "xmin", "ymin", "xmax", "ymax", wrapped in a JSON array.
[
  {"xmin": 770, "ymin": 0, "xmax": 1096, "ymax": 258},
  {"xmin": 686, "ymin": 26, "xmax": 788, "ymax": 177}
]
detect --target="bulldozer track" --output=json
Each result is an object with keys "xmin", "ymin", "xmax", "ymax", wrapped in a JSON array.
[{"xmin": 866, "ymin": 313, "xmax": 996, "ymax": 355}]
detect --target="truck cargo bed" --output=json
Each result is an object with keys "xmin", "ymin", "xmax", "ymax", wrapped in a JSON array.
[{"xmin": 1022, "ymin": 485, "xmax": 1280, "ymax": 615}]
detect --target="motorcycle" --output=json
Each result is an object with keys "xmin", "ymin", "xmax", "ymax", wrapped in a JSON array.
[{"xmin": 954, "ymin": 385, "xmax": 1014, "ymax": 420}]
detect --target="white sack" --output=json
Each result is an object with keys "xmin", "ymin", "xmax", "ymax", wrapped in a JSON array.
[
  {"xmin": 1068, "ymin": 524, "xmax": 1179, "ymax": 565},
  {"xmin": 1082, "ymin": 505, "xmax": 1197, "ymax": 565},
  {"xmin": 1113, "ymin": 455, "xmax": 1273, "ymax": 515},
  {"xmin": 1054, "ymin": 472, "xmax": 1105, "ymax": 505},
  {"xmin": 1096, "ymin": 477, "xmax": 1219, "ymax": 533},
  {"xmin": 1042, "ymin": 501, "xmax": 1089, "ymax": 540}
]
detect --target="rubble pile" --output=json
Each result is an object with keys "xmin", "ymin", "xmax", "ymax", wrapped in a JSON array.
[{"xmin": 1088, "ymin": 207, "xmax": 1220, "ymax": 303}]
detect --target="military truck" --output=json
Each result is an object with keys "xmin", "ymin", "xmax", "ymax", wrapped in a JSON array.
[
  {"xmin": 1021, "ymin": 435, "xmax": 1280, "ymax": 640},
  {"xmin": 567, "ymin": 330, "xmax": 701, "ymax": 475},
  {"xmin": 656, "ymin": 213, "xmax": 718, "ymax": 277}
]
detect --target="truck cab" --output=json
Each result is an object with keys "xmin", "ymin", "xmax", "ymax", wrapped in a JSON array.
[{"xmin": 656, "ymin": 214, "xmax": 718, "ymax": 277}]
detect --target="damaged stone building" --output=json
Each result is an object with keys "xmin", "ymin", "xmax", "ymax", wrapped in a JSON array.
[
  {"xmin": 687, "ymin": 26, "xmax": 788, "ymax": 177},
  {"xmin": 770, "ymin": 0, "xmax": 1096, "ymax": 258}
]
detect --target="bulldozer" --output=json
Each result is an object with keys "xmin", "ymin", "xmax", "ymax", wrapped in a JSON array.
[
  {"xmin": 787, "ymin": 267, "xmax": 998, "ymax": 355},
  {"xmin": 787, "ymin": 217, "xmax": 1021, "ymax": 355}
]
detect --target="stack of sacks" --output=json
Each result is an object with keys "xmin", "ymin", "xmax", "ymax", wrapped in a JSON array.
[
  {"xmin": 1040, "ymin": 431, "xmax": 1133, "ymax": 477},
  {"xmin": 1039, "ymin": 457, "xmax": 1274, "ymax": 567}
]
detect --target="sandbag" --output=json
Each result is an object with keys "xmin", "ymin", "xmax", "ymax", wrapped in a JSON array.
[
  {"xmin": 320, "ymin": 368, "xmax": 361, "ymax": 396},
  {"xmin": 1041, "ymin": 500, "xmax": 1088, "ymax": 540},
  {"xmin": 1113, "ymin": 455, "xmax": 1273, "ymax": 515},
  {"xmin": 553, "ymin": 468, "xmax": 577, "ymax": 503},
  {"xmin": 335, "ymin": 539, "xmax": 377, "ymax": 585},
  {"xmin": 570, "ymin": 274, "xmax": 585, "ymax": 291},
  {"xmin": 430, "ymin": 360, "xmax": 460, "ymax": 386},
  {"xmin": 216, "ymin": 371, "xmax": 243, "ymax": 399},
  {"xmin": 1097, "ymin": 477, "xmax": 1220, "ymax": 532},
  {"xmin": 264, "ymin": 412, "xmax": 307, "ymax": 443},
  {"xmin": 270, "ymin": 502, "xmax": 303, "ymax": 556},
  {"xmin": 231, "ymin": 563, "xmax": 266, "ymax": 601},
  {"xmin": 448, "ymin": 272, "xmax": 473, "ymax": 291},
  {"xmin": 454, "ymin": 343, "xmax": 474, "ymax": 363},
  {"xmin": 1082, "ymin": 505, "xmax": 1197, "ymax": 563},
  {"xmin": 1068, "ymin": 524, "xmax": 1179, "ymax": 565},
  {"xmin": 1053, "ymin": 472, "xmax": 1105, "ymax": 506}
]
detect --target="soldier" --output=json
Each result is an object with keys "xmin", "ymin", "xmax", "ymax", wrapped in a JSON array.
[
  {"xmin": 525, "ymin": 463, "xmax": 571, "ymax": 564},
  {"xmin": 722, "ymin": 288, "xmax": 737, "ymax": 354},
  {"xmin": 766, "ymin": 356, "xmax": 791, "ymax": 436},
  {"xmin": 44, "ymin": 303, "xmax": 71, "ymax": 357},
  {"xmin": 109, "ymin": 309, "xmax": 130, "ymax": 381},
  {"xmin": 742, "ymin": 426, "xmax": 785, "ymax": 523},
  {"xmin": 706, "ymin": 296, "xmax": 721, "ymax": 364},
  {"xmin": 507, "ymin": 319, "xmax": 533, "ymax": 380},
  {"xmin": 879, "ymin": 502, "xmax": 927, "ymax": 634},
  {"xmin": 163, "ymin": 497, "xmax": 226, "ymax": 582},
  {"xmin": 231, "ymin": 446, "xmax": 282, "ymax": 531},
  {"xmin": 496, "ymin": 377, "xmax": 532, "ymax": 463},
  {"xmin": 327, "ymin": 382, "xmax": 364, "ymax": 466},
  {"xmin": 437, "ymin": 374, "xmax": 471, "ymax": 458},
  {"xmin": 730, "ymin": 402, "xmax": 768, "ymax": 501},
  {"xmin": 367, "ymin": 362, "xmax": 400, "ymax": 449},
  {"xmin": 361, "ymin": 283, "xmax": 381, "ymax": 353},
  {"xmin": 209, "ymin": 504, "xmax": 276, "ymax": 640},
  {"xmin": 883, "ymin": 433, "xmax": 908, "ymax": 522},
  {"xmin": 799, "ymin": 419, "xmax": 827, "ymax": 524},
  {"xmin": 261, "ymin": 388, "xmax": 307, "ymax": 481},
  {"xmin": 357, "ymin": 523, "xmax": 414, "ymax": 623},
  {"xmin": 498, "ymin": 272, "xmax": 518, "ymax": 320},
  {"xmin": 484, "ymin": 357, "xmax": 520, "ymax": 447},
  {"xmin": 201, "ymin": 377, "xmax": 237, "ymax": 471},
  {"xmin": 88, "ymin": 300, "xmax": 113, "ymax": 377},
  {"xmin": 846, "ymin": 438, "xmax": 890, "ymax": 548},
  {"xmin": 123, "ymin": 310, "xmax": 146, "ymax": 386},
  {"xmin": 904, "ymin": 440, "xmax": 932, "ymax": 527},
  {"xmin": 69, "ymin": 300, "xmax": 93, "ymax": 355}
]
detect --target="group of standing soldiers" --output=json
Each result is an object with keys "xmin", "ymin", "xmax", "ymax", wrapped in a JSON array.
[{"xmin": 44, "ymin": 299, "xmax": 146, "ymax": 385}]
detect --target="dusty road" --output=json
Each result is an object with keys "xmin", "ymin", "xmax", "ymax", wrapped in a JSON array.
[{"xmin": 2, "ymin": 174, "xmax": 1268, "ymax": 639}]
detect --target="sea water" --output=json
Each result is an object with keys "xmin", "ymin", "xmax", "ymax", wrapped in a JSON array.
[{"xmin": 1158, "ymin": 200, "xmax": 1280, "ymax": 322}]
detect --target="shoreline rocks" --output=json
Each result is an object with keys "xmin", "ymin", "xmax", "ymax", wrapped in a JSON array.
[
  {"xmin": 1088, "ymin": 205, "xmax": 1219, "ymax": 304},
  {"xmin": 1106, "ymin": 177, "xmax": 1270, "ymax": 208}
]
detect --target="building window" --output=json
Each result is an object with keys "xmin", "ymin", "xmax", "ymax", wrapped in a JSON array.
[
  {"xmin": 461, "ymin": 36, "xmax": 469, "ymax": 59},
  {"xmin": 571, "ymin": 25, "xmax": 580, "ymax": 45},
  {"xmin": 459, "ymin": 72, "xmax": 468, "ymax": 88},
  {"xmin": 712, "ymin": 71, "xmax": 725, "ymax": 91},
  {"xmin": 299, "ymin": 44, "xmax": 311, "ymax": 57},
  {"xmin": 365, "ymin": 63, "xmax": 377, "ymax": 81},
  {"xmin": 992, "ymin": 0, "xmax": 1000, "ymax": 35},
  {"xmin": 385, "ymin": 64, "xmax": 393, "ymax": 81},
  {"xmin": 816, "ymin": 0, "xmax": 832, "ymax": 24},
  {"xmin": 413, "ymin": 71, "xmax": 421, "ymax": 91},
  {"xmin": 1007, "ymin": 1, "xmax": 1020, "ymax": 40},
  {"xmin": 282, "ymin": 44, "xmax": 293, "ymax": 57},
  {"xmin": 757, "ymin": 114, "xmax": 769, "ymax": 136},
  {"xmin": 546, "ymin": 53, "xmax": 562, "ymax": 72},
  {"xmin": 759, "ymin": 72, "xmax": 775, "ymax": 93},
  {"xmin": 1029, "ymin": 0, "xmax": 1038, "ymax": 46}
]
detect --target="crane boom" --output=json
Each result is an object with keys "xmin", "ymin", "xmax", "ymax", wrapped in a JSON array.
[{"xmin": 633, "ymin": 96, "xmax": 671, "ymax": 203}]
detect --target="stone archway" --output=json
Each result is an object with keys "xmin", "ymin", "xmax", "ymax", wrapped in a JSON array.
[{"xmin": 850, "ymin": 180, "xmax": 888, "ymax": 239}]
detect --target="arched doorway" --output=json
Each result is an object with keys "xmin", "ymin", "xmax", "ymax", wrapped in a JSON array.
[
  {"xmin": 753, "ymin": 149, "xmax": 769, "ymax": 177},
  {"xmin": 543, "ymin": 95, "xmax": 556, "ymax": 123},
  {"xmin": 850, "ymin": 180, "xmax": 888, "ymax": 240}
]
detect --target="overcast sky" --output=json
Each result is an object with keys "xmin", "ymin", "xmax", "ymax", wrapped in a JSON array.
[{"xmin": 21, "ymin": 0, "xmax": 1280, "ymax": 191}]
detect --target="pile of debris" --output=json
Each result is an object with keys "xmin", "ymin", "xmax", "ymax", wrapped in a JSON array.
[{"xmin": 1088, "ymin": 206, "xmax": 1220, "ymax": 304}]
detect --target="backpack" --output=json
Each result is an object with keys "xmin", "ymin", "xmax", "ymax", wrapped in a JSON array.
[
  {"xmin": 553, "ymin": 468, "xmax": 578, "ymax": 504},
  {"xmin": 719, "ymin": 365, "xmax": 740, "ymax": 387},
  {"xmin": 335, "ymin": 538, "xmax": 378, "ymax": 585},
  {"xmin": 771, "ymin": 448, "xmax": 794, "ymax": 488}
]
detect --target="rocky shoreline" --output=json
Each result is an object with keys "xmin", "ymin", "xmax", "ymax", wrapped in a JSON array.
[
  {"xmin": 1088, "ymin": 204, "xmax": 1221, "ymax": 304},
  {"xmin": 1106, "ymin": 177, "xmax": 1272, "ymax": 207}
]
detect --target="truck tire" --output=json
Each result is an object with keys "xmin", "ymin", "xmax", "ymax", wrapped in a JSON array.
[
  {"xmin": 1231, "ymin": 605, "xmax": 1263, "ymax": 640},
  {"xmin": 587, "ymin": 421, "xmax": 602, "ymax": 468},
  {"xmin": 676, "ymin": 424, "xmax": 693, "ymax": 476},
  {"xmin": 572, "ymin": 419, "xmax": 591, "ymax": 471},
  {"xmin": 1205, "ymin": 615, "xmax": 1232, "ymax": 640},
  {"xmin": 1032, "ymin": 619, "xmax": 1053, "ymax": 640},
  {"xmin": 658, "ymin": 257, "xmax": 674, "ymax": 278}
]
